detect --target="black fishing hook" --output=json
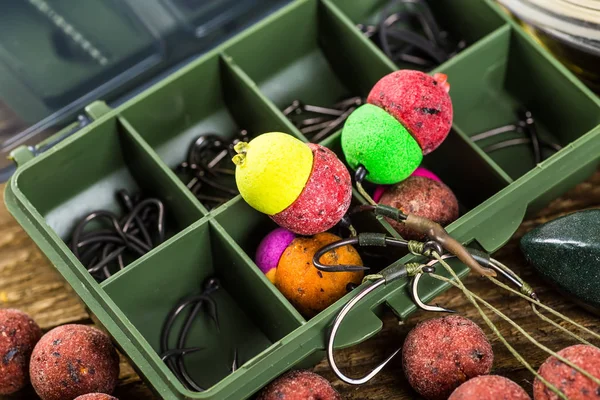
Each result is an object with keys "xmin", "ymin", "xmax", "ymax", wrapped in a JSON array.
[
  {"xmin": 69, "ymin": 190, "xmax": 168, "ymax": 282},
  {"xmin": 176, "ymin": 132, "xmax": 248, "ymax": 209},
  {"xmin": 159, "ymin": 277, "xmax": 237, "ymax": 392},
  {"xmin": 471, "ymin": 109, "xmax": 562, "ymax": 164},
  {"xmin": 364, "ymin": 0, "xmax": 465, "ymax": 70},
  {"xmin": 313, "ymin": 234, "xmax": 411, "ymax": 272},
  {"xmin": 281, "ymin": 97, "xmax": 364, "ymax": 143}
]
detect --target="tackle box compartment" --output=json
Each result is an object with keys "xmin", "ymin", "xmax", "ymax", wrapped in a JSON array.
[{"xmin": 4, "ymin": 0, "xmax": 600, "ymax": 399}]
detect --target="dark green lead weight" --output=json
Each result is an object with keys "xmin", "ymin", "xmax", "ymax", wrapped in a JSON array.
[{"xmin": 520, "ymin": 209, "xmax": 600, "ymax": 314}]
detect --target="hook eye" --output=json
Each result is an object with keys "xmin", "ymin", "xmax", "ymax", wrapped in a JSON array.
[
  {"xmin": 327, "ymin": 278, "xmax": 401, "ymax": 385},
  {"xmin": 421, "ymin": 265, "xmax": 436, "ymax": 274}
]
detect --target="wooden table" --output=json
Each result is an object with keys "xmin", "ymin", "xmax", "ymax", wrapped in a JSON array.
[{"xmin": 2, "ymin": 172, "xmax": 599, "ymax": 399}]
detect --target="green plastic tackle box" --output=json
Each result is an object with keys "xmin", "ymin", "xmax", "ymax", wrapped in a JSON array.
[{"xmin": 4, "ymin": 0, "xmax": 600, "ymax": 399}]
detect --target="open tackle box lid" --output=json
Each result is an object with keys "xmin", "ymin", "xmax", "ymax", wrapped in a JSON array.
[{"xmin": 0, "ymin": 0, "xmax": 292, "ymax": 181}]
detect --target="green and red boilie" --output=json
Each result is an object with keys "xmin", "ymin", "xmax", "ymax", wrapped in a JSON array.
[
  {"xmin": 342, "ymin": 70, "xmax": 459, "ymax": 237},
  {"xmin": 342, "ymin": 70, "xmax": 453, "ymax": 185}
]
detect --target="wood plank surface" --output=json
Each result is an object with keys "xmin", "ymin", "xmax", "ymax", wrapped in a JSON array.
[{"xmin": 1, "ymin": 172, "xmax": 599, "ymax": 399}]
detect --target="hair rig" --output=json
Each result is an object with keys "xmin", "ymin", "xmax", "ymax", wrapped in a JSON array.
[
  {"xmin": 314, "ymin": 232, "xmax": 536, "ymax": 384},
  {"xmin": 359, "ymin": 0, "xmax": 466, "ymax": 70},
  {"xmin": 176, "ymin": 130, "xmax": 249, "ymax": 209},
  {"xmin": 317, "ymin": 216, "xmax": 600, "ymax": 395}
]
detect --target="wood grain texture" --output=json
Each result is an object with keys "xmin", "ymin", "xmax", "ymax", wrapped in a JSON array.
[{"xmin": 1, "ymin": 172, "xmax": 599, "ymax": 400}]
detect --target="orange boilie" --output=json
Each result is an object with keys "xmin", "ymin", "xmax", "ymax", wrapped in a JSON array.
[{"xmin": 275, "ymin": 232, "xmax": 363, "ymax": 318}]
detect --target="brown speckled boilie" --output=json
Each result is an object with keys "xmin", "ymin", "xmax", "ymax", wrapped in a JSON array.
[
  {"xmin": 29, "ymin": 324, "xmax": 119, "ymax": 400},
  {"xmin": 379, "ymin": 175, "xmax": 459, "ymax": 240},
  {"xmin": 74, "ymin": 394, "xmax": 119, "ymax": 400},
  {"xmin": 534, "ymin": 344, "xmax": 600, "ymax": 400},
  {"xmin": 449, "ymin": 375, "xmax": 531, "ymax": 400},
  {"xmin": 256, "ymin": 370, "xmax": 341, "ymax": 400},
  {"xmin": 402, "ymin": 316, "xmax": 493, "ymax": 400},
  {"xmin": 0, "ymin": 308, "xmax": 43, "ymax": 395}
]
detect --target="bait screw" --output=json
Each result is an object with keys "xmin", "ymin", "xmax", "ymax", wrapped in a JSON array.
[
  {"xmin": 282, "ymin": 96, "xmax": 365, "ymax": 143},
  {"xmin": 358, "ymin": 0, "xmax": 466, "ymax": 70},
  {"xmin": 160, "ymin": 277, "xmax": 239, "ymax": 392},
  {"xmin": 471, "ymin": 109, "xmax": 562, "ymax": 164},
  {"xmin": 176, "ymin": 130, "xmax": 250, "ymax": 209},
  {"xmin": 70, "ymin": 189, "xmax": 166, "ymax": 283}
]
